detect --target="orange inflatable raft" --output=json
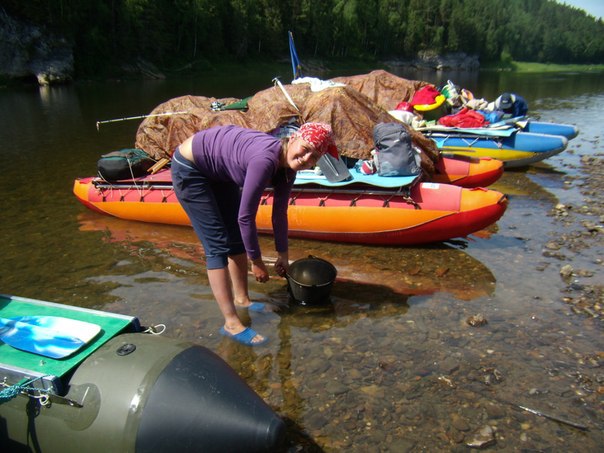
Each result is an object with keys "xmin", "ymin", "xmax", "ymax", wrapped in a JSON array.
[{"xmin": 73, "ymin": 169, "xmax": 507, "ymax": 246}]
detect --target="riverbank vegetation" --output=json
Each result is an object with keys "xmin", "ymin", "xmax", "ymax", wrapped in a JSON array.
[
  {"xmin": 2, "ymin": 0, "xmax": 604, "ymax": 78},
  {"xmin": 483, "ymin": 61, "xmax": 604, "ymax": 72}
]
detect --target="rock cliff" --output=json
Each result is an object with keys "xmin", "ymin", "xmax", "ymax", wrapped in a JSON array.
[
  {"xmin": 0, "ymin": 10, "xmax": 73, "ymax": 85},
  {"xmin": 385, "ymin": 51, "xmax": 480, "ymax": 71}
]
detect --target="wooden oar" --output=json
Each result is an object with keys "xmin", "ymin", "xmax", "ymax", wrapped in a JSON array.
[{"xmin": 0, "ymin": 316, "xmax": 101, "ymax": 359}]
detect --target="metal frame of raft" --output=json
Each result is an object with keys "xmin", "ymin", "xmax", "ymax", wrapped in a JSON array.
[{"xmin": 90, "ymin": 180, "xmax": 421, "ymax": 208}]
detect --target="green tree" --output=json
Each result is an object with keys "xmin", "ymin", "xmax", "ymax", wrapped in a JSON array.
[{"xmin": 2, "ymin": 0, "xmax": 603, "ymax": 76}]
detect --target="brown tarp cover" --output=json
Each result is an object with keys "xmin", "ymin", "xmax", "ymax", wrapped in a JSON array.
[
  {"xmin": 331, "ymin": 69, "xmax": 430, "ymax": 111},
  {"xmin": 134, "ymin": 70, "xmax": 439, "ymax": 175},
  {"xmin": 134, "ymin": 95, "xmax": 247, "ymax": 162}
]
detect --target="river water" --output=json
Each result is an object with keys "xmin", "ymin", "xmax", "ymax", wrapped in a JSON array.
[{"xmin": 1, "ymin": 66, "xmax": 602, "ymax": 451}]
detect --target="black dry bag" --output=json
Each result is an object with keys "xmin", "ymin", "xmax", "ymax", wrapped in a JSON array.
[{"xmin": 97, "ymin": 148, "xmax": 156, "ymax": 181}]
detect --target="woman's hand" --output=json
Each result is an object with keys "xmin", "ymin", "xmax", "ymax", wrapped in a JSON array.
[
  {"xmin": 274, "ymin": 252, "xmax": 289, "ymax": 277},
  {"xmin": 251, "ymin": 258, "xmax": 270, "ymax": 283}
]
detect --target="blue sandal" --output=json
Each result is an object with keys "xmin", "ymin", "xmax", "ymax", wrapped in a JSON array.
[
  {"xmin": 236, "ymin": 302, "xmax": 268, "ymax": 313},
  {"xmin": 219, "ymin": 326, "xmax": 268, "ymax": 346},
  {"xmin": 247, "ymin": 302, "xmax": 268, "ymax": 312}
]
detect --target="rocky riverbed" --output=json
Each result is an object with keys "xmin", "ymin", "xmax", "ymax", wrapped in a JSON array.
[{"xmin": 549, "ymin": 153, "xmax": 604, "ymax": 319}]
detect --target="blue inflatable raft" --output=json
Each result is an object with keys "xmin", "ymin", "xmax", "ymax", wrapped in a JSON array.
[{"xmin": 420, "ymin": 118, "xmax": 577, "ymax": 167}]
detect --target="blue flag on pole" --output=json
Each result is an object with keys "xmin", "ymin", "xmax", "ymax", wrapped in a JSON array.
[{"xmin": 289, "ymin": 31, "xmax": 303, "ymax": 80}]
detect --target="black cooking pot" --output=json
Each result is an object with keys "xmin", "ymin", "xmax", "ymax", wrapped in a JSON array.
[{"xmin": 286, "ymin": 256, "xmax": 337, "ymax": 306}]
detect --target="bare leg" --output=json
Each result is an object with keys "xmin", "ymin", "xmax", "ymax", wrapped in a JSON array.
[
  {"xmin": 228, "ymin": 253, "xmax": 252, "ymax": 307},
  {"xmin": 207, "ymin": 266, "xmax": 265, "ymax": 344}
]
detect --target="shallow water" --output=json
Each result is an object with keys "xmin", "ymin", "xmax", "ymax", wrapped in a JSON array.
[{"xmin": 0, "ymin": 69, "xmax": 603, "ymax": 451}]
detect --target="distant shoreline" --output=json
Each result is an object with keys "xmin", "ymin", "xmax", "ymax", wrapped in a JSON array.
[{"xmin": 2, "ymin": 58, "xmax": 603, "ymax": 88}]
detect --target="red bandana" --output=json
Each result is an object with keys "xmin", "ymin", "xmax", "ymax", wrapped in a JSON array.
[{"xmin": 294, "ymin": 123, "xmax": 339, "ymax": 159}]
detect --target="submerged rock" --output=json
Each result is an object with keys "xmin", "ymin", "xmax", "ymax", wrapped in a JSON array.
[
  {"xmin": 466, "ymin": 314, "xmax": 488, "ymax": 327},
  {"xmin": 466, "ymin": 425, "xmax": 496, "ymax": 449},
  {"xmin": 560, "ymin": 264, "xmax": 574, "ymax": 279}
]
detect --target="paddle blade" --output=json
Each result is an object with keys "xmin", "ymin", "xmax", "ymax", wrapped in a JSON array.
[
  {"xmin": 0, "ymin": 316, "xmax": 101, "ymax": 359},
  {"xmin": 317, "ymin": 154, "xmax": 352, "ymax": 183}
]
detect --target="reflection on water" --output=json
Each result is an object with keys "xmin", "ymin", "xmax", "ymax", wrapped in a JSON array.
[
  {"xmin": 2, "ymin": 71, "xmax": 604, "ymax": 450},
  {"xmin": 77, "ymin": 211, "xmax": 496, "ymax": 304},
  {"xmin": 490, "ymin": 167, "xmax": 561, "ymax": 200}
]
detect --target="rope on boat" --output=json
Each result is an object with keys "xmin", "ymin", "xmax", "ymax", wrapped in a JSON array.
[
  {"xmin": 143, "ymin": 324, "xmax": 166, "ymax": 335},
  {"xmin": 0, "ymin": 376, "xmax": 52, "ymax": 405},
  {"xmin": 93, "ymin": 178, "xmax": 176, "ymax": 203},
  {"xmin": 97, "ymin": 161, "xmax": 146, "ymax": 196}
]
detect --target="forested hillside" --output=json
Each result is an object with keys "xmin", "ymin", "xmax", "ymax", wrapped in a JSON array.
[{"xmin": 2, "ymin": 0, "xmax": 603, "ymax": 76}]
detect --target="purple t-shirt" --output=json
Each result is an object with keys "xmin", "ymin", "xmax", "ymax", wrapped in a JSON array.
[{"xmin": 190, "ymin": 125, "xmax": 295, "ymax": 260}]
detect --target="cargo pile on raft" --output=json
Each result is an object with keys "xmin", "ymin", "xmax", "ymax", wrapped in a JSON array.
[
  {"xmin": 133, "ymin": 70, "xmax": 440, "ymax": 172},
  {"xmin": 74, "ymin": 70, "xmax": 578, "ymax": 246},
  {"xmin": 132, "ymin": 69, "xmax": 577, "ymax": 169}
]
